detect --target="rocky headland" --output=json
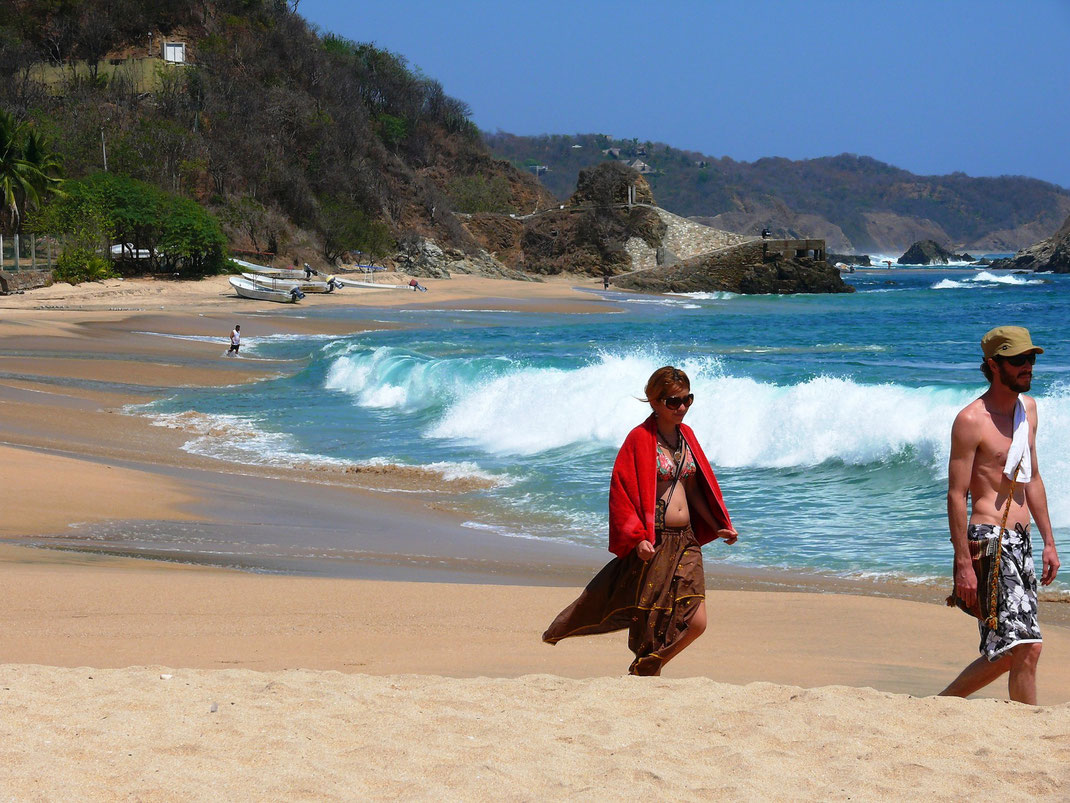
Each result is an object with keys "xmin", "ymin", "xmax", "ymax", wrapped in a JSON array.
[
  {"xmin": 393, "ymin": 237, "xmax": 535, "ymax": 281},
  {"xmin": 488, "ymin": 134, "xmax": 1070, "ymax": 255},
  {"xmin": 446, "ymin": 163, "xmax": 852, "ymax": 295},
  {"xmin": 989, "ymin": 214, "xmax": 1070, "ymax": 273}
]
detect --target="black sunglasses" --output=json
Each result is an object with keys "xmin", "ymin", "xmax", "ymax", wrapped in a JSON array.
[
  {"xmin": 998, "ymin": 352, "xmax": 1037, "ymax": 367},
  {"xmin": 662, "ymin": 393, "xmax": 694, "ymax": 410}
]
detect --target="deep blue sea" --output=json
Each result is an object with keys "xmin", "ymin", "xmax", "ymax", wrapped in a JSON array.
[{"xmin": 140, "ymin": 267, "xmax": 1070, "ymax": 590}]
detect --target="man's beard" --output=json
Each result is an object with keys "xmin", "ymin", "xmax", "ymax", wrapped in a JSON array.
[{"xmin": 998, "ymin": 362, "xmax": 1032, "ymax": 393}]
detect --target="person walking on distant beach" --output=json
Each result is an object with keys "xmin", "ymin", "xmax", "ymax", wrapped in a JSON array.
[
  {"xmin": 543, "ymin": 366, "xmax": 738, "ymax": 675},
  {"xmin": 940, "ymin": 326, "xmax": 1059, "ymax": 704},
  {"xmin": 227, "ymin": 324, "xmax": 241, "ymax": 356}
]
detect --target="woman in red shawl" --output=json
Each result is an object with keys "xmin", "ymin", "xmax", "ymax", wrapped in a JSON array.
[{"xmin": 543, "ymin": 366, "xmax": 738, "ymax": 675}]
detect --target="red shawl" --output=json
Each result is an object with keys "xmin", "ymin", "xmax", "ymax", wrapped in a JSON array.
[{"xmin": 608, "ymin": 414, "xmax": 732, "ymax": 558}]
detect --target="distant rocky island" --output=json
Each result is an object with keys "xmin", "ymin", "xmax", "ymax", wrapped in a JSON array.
[
  {"xmin": 890, "ymin": 214, "xmax": 1070, "ymax": 274},
  {"xmin": 897, "ymin": 240, "xmax": 975, "ymax": 265}
]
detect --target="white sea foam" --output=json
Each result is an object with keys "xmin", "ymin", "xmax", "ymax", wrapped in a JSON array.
[
  {"xmin": 933, "ymin": 271, "xmax": 1044, "ymax": 289},
  {"xmin": 868, "ymin": 254, "xmax": 901, "ymax": 266},
  {"xmin": 144, "ymin": 410, "xmax": 510, "ymax": 488},
  {"xmin": 324, "ymin": 346, "xmax": 509, "ymax": 410},
  {"xmin": 133, "ymin": 330, "xmax": 348, "ymax": 352},
  {"xmin": 617, "ymin": 296, "xmax": 694, "ymax": 308},
  {"xmin": 459, "ymin": 521, "xmax": 543, "ymax": 540},
  {"xmin": 133, "ymin": 331, "xmax": 223, "ymax": 343},
  {"xmin": 322, "ymin": 349, "xmax": 1070, "ymax": 527},
  {"xmin": 669, "ymin": 291, "xmax": 740, "ymax": 301},
  {"xmin": 970, "ymin": 270, "xmax": 1044, "ymax": 285},
  {"xmin": 248, "ymin": 332, "xmax": 353, "ymax": 343},
  {"xmin": 932, "ymin": 279, "xmax": 971, "ymax": 290},
  {"xmin": 421, "ymin": 352, "xmax": 973, "ymax": 469},
  {"xmin": 358, "ymin": 456, "xmax": 512, "ymax": 487},
  {"xmin": 149, "ymin": 411, "xmax": 349, "ymax": 466}
]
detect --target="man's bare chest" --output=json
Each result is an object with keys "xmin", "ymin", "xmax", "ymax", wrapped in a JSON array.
[{"xmin": 976, "ymin": 419, "xmax": 1014, "ymax": 469}]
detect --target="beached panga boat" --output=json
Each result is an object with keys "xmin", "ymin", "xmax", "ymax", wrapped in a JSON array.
[
  {"xmin": 229, "ymin": 276, "xmax": 302, "ymax": 303},
  {"xmin": 334, "ymin": 277, "xmax": 406, "ymax": 290},
  {"xmin": 241, "ymin": 273, "xmax": 336, "ymax": 293},
  {"xmin": 231, "ymin": 258, "xmax": 311, "ymax": 280}
]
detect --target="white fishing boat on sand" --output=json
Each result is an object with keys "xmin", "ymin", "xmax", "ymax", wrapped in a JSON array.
[
  {"xmin": 229, "ymin": 276, "xmax": 303, "ymax": 303},
  {"xmin": 241, "ymin": 273, "xmax": 338, "ymax": 293},
  {"xmin": 232, "ymin": 258, "xmax": 312, "ymax": 280},
  {"xmin": 334, "ymin": 277, "xmax": 406, "ymax": 290}
]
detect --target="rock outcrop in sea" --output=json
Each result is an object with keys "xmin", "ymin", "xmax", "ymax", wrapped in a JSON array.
[
  {"xmin": 612, "ymin": 241, "xmax": 852, "ymax": 295},
  {"xmin": 988, "ymin": 214, "xmax": 1070, "ymax": 274},
  {"xmin": 828, "ymin": 252, "xmax": 872, "ymax": 267},
  {"xmin": 897, "ymin": 240, "xmax": 973, "ymax": 265}
]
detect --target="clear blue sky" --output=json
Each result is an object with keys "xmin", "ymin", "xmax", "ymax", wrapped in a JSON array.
[{"xmin": 297, "ymin": 0, "xmax": 1070, "ymax": 189}]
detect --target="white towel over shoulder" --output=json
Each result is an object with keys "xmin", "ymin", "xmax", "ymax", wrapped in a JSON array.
[{"xmin": 1005, "ymin": 397, "xmax": 1032, "ymax": 483}]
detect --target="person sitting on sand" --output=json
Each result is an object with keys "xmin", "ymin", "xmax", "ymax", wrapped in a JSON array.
[
  {"xmin": 543, "ymin": 366, "xmax": 739, "ymax": 675},
  {"xmin": 227, "ymin": 324, "xmax": 240, "ymax": 356},
  {"xmin": 940, "ymin": 326, "xmax": 1060, "ymax": 704}
]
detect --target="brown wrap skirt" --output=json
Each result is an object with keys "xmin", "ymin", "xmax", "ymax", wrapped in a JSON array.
[{"xmin": 542, "ymin": 525, "xmax": 705, "ymax": 676}]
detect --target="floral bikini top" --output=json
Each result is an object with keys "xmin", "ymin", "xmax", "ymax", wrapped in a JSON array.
[{"xmin": 656, "ymin": 439, "xmax": 696, "ymax": 481}]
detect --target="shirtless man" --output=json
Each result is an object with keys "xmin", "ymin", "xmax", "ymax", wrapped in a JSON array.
[{"xmin": 940, "ymin": 326, "xmax": 1060, "ymax": 704}]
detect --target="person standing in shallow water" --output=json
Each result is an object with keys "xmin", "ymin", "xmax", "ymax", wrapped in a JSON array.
[
  {"xmin": 543, "ymin": 366, "xmax": 738, "ymax": 675},
  {"xmin": 227, "ymin": 324, "xmax": 240, "ymax": 356},
  {"xmin": 940, "ymin": 326, "xmax": 1059, "ymax": 704}
]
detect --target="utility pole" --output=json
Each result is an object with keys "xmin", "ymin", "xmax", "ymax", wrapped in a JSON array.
[{"xmin": 101, "ymin": 127, "xmax": 108, "ymax": 171}]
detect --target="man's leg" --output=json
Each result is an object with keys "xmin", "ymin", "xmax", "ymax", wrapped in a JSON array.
[
  {"xmin": 939, "ymin": 653, "xmax": 1010, "ymax": 698},
  {"xmin": 1007, "ymin": 642, "xmax": 1042, "ymax": 705}
]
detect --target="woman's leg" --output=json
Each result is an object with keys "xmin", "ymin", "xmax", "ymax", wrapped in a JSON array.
[{"xmin": 656, "ymin": 599, "xmax": 707, "ymax": 669}]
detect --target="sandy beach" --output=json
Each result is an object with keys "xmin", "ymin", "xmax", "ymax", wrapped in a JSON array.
[{"xmin": 2, "ymin": 274, "xmax": 1068, "ymax": 799}]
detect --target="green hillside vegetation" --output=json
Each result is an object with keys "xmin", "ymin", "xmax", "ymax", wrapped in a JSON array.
[
  {"xmin": 0, "ymin": 0, "xmax": 550, "ymax": 279},
  {"xmin": 486, "ymin": 132, "xmax": 1070, "ymax": 252},
  {"xmin": 33, "ymin": 172, "xmax": 228, "ymax": 282}
]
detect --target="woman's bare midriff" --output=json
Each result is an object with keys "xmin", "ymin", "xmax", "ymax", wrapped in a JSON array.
[{"xmin": 658, "ymin": 479, "xmax": 690, "ymax": 529}]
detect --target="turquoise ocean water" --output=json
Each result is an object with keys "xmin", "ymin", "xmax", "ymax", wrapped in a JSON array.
[{"xmin": 140, "ymin": 266, "xmax": 1070, "ymax": 589}]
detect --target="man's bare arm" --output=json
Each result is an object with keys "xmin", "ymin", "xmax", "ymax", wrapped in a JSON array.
[
  {"xmin": 1023, "ymin": 398, "xmax": 1060, "ymax": 585},
  {"xmin": 947, "ymin": 408, "xmax": 980, "ymax": 607}
]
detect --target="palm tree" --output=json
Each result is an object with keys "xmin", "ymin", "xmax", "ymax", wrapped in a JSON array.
[
  {"xmin": 0, "ymin": 110, "xmax": 31, "ymax": 234},
  {"xmin": 0, "ymin": 110, "xmax": 64, "ymax": 236},
  {"xmin": 20, "ymin": 128, "xmax": 64, "ymax": 217}
]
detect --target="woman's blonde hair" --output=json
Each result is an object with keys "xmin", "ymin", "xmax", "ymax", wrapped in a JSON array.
[{"xmin": 643, "ymin": 365, "xmax": 690, "ymax": 403}]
